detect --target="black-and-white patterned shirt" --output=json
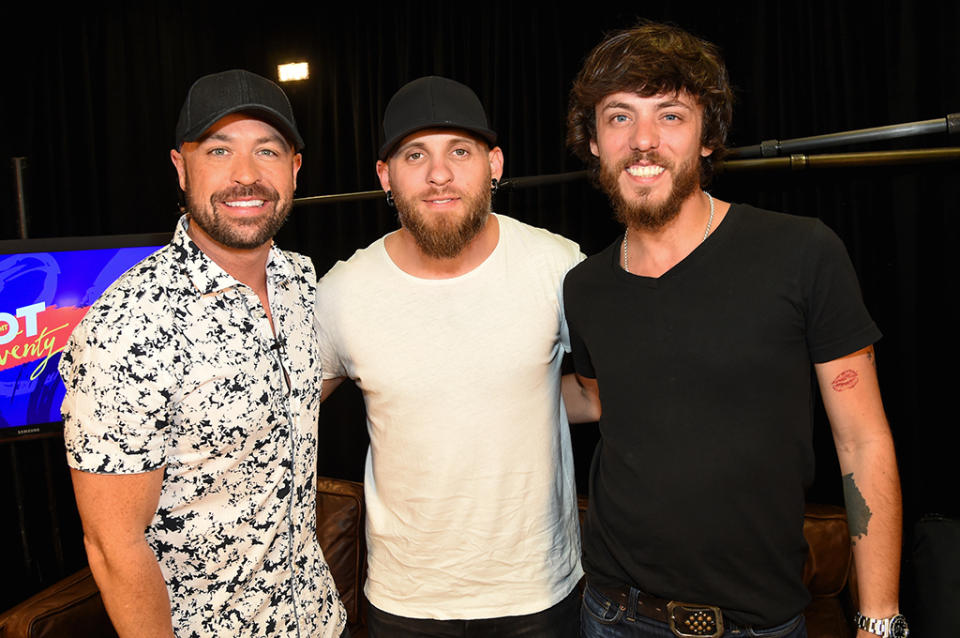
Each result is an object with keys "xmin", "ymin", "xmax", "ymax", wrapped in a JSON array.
[{"xmin": 60, "ymin": 216, "xmax": 346, "ymax": 637}]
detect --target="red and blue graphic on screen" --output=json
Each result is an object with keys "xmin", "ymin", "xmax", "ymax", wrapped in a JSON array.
[{"xmin": 1, "ymin": 245, "xmax": 164, "ymax": 433}]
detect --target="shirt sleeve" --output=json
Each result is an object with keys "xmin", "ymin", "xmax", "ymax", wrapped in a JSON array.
[
  {"xmin": 558, "ymin": 250, "xmax": 588, "ymax": 355},
  {"xmin": 562, "ymin": 269, "xmax": 597, "ymax": 380},
  {"xmin": 314, "ymin": 274, "xmax": 347, "ymax": 382},
  {"xmin": 59, "ymin": 296, "xmax": 174, "ymax": 474},
  {"xmin": 803, "ymin": 221, "xmax": 882, "ymax": 363}
]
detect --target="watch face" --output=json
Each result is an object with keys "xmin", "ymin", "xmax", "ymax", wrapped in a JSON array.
[{"xmin": 890, "ymin": 615, "xmax": 909, "ymax": 638}]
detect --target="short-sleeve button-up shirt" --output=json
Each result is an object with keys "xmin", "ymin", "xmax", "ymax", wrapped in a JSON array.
[{"xmin": 60, "ymin": 216, "xmax": 346, "ymax": 637}]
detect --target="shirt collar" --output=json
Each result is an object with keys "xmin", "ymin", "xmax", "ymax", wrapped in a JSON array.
[{"xmin": 171, "ymin": 215, "xmax": 295, "ymax": 295}]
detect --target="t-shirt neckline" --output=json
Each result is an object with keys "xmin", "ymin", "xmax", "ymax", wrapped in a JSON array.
[{"xmin": 611, "ymin": 203, "xmax": 741, "ymax": 286}]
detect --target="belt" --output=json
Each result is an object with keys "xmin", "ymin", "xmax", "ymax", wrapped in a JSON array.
[{"xmin": 591, "ymin": 582, "xmax": 724, "ymax": 638}]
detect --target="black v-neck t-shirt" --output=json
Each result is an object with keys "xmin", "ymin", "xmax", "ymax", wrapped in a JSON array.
[{"xmin": 563, "ymin": 204, "xmax": 880, "ymax": 627}]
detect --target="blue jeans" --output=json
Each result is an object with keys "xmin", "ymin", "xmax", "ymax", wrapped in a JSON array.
[
  {"xmin": 367, "ymin": 586, "xmax": 580, "ymax": 637},
  {"xmin": 580, "ymin": 582, "xmax": 807, "ymax": 638}
]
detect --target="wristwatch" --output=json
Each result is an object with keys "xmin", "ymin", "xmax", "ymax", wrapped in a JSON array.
[{"xmin": 854, "ymin": 612, "xmax": 909, "ymax": 637}]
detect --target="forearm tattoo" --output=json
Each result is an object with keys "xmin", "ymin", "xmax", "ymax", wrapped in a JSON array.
[{"xmin": 843, "ymin": 472, "xmax": 872, "ymax": 543}]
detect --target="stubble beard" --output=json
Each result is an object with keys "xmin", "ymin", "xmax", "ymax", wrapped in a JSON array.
[
  {"xmin": 394, "ymin": 184, "xmax": 492, "ymax": 259},
  {"xmin": 185, "ymin": 179, "xmax": 291, "ymax": 250},
  {"xmin": 598, "ymin": 151, "xmax": 701, "ymax": 232}
]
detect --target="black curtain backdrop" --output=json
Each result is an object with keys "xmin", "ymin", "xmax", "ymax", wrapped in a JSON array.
[{"xmin": 2, "ymin": 0, "xmax": 957, "ymax": 617}]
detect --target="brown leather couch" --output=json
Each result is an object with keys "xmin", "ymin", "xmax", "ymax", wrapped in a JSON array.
[
  {"xmin": 800, "ymin": 503, "xmax": 858, "ymax": 638},
  {"xmin": 0, "ymin": 479, "xmax": 855, "ymax": 638}
]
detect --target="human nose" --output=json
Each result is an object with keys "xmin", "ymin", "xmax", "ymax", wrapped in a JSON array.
[
  {"xmin": 629, "ymin": 116, "xmax": 660, "ymax": 152},
  {"xmin": 426, "ymin": 157, "xmax": 454, "ymax": 186},
  {"xmin": 231, "ymin": 154, "xmax": 261, "ymax": 185}
]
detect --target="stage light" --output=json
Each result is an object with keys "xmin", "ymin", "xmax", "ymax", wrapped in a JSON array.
[{"xmin": 278, "ymin": 62, "xmax": 309, "ymax": 82}]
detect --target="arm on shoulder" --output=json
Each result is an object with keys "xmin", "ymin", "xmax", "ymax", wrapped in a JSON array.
[
  {"xmin": 815, "ymin": 345, "xmax": 902, "ymax": 624},
  {"xmin": 562, "ymin": 373, "xmax": 602, "ymax": 423},
  {"xmin": 71, "ymin": 466, "xmax": 175, "ymax": 638}
]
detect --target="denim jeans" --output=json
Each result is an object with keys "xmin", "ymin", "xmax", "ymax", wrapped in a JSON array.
[
  {"xmin": 366, "ymin": 586, "xmax": 580, "ymax": 637},
  {"xmin": 580, "ymin": 582, "xmax": 807, "ymax": 638}
]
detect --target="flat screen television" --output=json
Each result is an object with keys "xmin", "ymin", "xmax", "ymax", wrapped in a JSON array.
[{"xmin": 0, "ymin": 232, "xmax": 171, "ymax": 440}]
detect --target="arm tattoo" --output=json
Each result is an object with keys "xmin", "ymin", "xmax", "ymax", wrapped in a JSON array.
[
  {"xmin": 831, "ymin": 369, "xmax": 859, "ymax": 392},
  {"xmin": 842, "ymin": 472, "xmax": 872, "ymax": 543}
]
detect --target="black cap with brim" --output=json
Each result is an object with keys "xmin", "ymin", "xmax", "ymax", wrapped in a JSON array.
[
  {"xmin": 379, "ymin": 76, "xmax": 497, "ymax": 161},
  {"xmin": 175, "ymin": 69, "xmax": 304, "ymax": 151}
]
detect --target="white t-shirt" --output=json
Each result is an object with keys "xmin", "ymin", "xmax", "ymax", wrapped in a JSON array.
[{"xmin": 316, "ymin": 214, "xmax": 584, "ymax": 619}]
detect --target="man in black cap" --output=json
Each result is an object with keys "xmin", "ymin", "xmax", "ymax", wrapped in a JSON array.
[
  {"xmin": 316, "ymin": 76, "xmax": 594, "ymax": 637},
  {"xmin": 61, "ymin": 69, "xmax": 348, "ymax": 637}
]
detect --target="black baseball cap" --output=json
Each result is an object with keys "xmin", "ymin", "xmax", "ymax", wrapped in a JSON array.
[
  {"xmin": 175, "ymin": 69, "xmax": 304, "ymax": 151},
  {"xmin": 379, "ymin": 76, "xmax": 497, "ymax": 160}
]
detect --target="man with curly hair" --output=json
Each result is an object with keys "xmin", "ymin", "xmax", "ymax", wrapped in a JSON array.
[{"xmin": 564, "ymin": 22, "xmax": 906, "ymax": 638}]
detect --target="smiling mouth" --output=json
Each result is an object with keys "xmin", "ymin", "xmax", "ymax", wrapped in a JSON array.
[
  {"xmin": 212, "ymin": 183, "xmax": 280, "ymax": 210},
  {"xmin": 625, "ymin": 165, "xmax": 665, "ymax": 178},
  {"xmin": 223, "ymin": 199, "xmax": 266, "ymax": 208}
]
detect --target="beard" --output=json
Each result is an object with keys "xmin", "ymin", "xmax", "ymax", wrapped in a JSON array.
[
  {"xmin": 394, "ymin": 184, "xmax": 491, "ymax": 259},
  {"xmin": 598, "ymin": 150, "xmax": 701, "ymax": 232},
  {"xmin": 185, "ymin": 180, "xmax": 291, "ymax": 250}
]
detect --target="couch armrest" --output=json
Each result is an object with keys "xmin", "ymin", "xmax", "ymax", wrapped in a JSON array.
[
  {"xmin": 802, "ymin": 503, "xmax": 854, "ymax": 638},
  {"xmin": 802, "ymin": 503, "xmax": 852, "ymax": 597},
  {"xmin": 316, "ymin": 476, "xmax": 367, "ymax": 632},
  {"xmin": 0, "ymin": 567, "xmax": 116, "ymax": 638}
]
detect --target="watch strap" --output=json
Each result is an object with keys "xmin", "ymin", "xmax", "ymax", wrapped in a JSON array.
[
  {"xmin": 854, "ymin": 612, "xmax": 909, "ymax": 638},
  {"xmin": 855, "ymin": 612, "xmax": 887, "ymax": 636}
]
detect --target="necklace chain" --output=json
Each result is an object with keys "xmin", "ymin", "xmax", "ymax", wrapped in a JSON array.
[{"xmin": 623, "ymin": 192, "xmax": 715, "ymax": 274}]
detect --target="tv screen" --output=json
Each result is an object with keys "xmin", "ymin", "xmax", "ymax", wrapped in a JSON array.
[{"xmin": 0, "ymin": 232, "xmax": 171, "ymax": 440}]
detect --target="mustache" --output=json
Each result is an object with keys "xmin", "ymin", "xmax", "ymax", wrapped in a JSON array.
[
  {"xmin": 417, "ymin": 188, "xmax": 464, "ymax": 200},
  {"xmin": 210, "ymin": 184, "xmax": 280, "ymax": 204},
  {"xmin": 617, "ymin": 151, "xmax": 673, "ymax": 171}
]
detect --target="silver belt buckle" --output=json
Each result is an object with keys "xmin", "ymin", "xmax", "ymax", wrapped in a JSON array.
[{"xmin": 667, "ymin": 600, "xmax": 724, "ymax": 638}]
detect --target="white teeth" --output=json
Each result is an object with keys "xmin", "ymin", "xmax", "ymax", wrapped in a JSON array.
[
  {"xmin": 626, "ymin": 165, "xmax": 665, "ymax": 178},
  {"xmin": 224, "ymin": 200, "xmax": 264, "ymax": 208},
  {"xmin": 430, "ymin": 199, "xmax": 453, "ymax": 204}
]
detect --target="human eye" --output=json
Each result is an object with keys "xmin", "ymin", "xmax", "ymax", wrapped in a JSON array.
[
  {"xmin": 207, "ymin": 147, "xmax": 229, "ymax": 156},
  {"xmin": 609, "ymin": 113, "xmax": 631, "ymax": 125},
  {"xmin": 452, "ymin": 147, "xmax": 469, "ymax": 157},
  {"xmin": 257, "ymin": 147, "xmax": 280, "ymax": 158},
  {"xmin": 406, "ymin": 151, "xmax": 424, "ymax": 161}
]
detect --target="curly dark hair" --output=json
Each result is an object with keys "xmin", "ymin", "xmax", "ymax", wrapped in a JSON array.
[{"xmin": 567, "ymin": 21, "xmax": 733, "ymax": 185}]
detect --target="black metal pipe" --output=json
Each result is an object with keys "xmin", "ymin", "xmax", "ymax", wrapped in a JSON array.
[
  {"xmin": 718, "ymin": 148, "xmax": 960, "ymax": 172},
  {"xmin": 12, "ymin": 157, "xmax": 29, "ymax": 239},
  {"xmin": 727, "ymin": 114, "xmax": 959, "ymax": 159},
  {"xmin": 289, "ymin": 139, "xmax": 960, "ymax": 209}
]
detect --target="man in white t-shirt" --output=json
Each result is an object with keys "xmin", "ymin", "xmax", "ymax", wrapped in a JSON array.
[{"xmin": 317, "ymin": 76, "xmax": 598, "ymax": 637}]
